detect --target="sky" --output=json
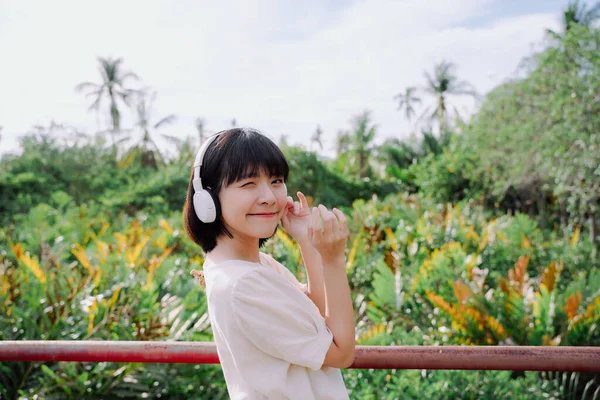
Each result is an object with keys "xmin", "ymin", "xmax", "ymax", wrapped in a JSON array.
[{"xmin": 0, "ymin": 0, "xmax": 568, "ymax": 158}]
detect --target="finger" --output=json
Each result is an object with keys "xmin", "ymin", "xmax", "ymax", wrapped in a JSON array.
[
  {"xmin": 281, "ymin": 210, "xmax": 290, "ymax": 227},
  {"xmin": 332, "ymin": 208, "xmax": 348, "ymax": 235},
  {"xmin": 318, "ymin": 204, "xmax": 336, "ymax": 235},
  {"xmin": 190, "ymin": 269, "xmax": 201, "ymax": 278},
  {"xmin": 298, "ymin": 192, "xmax": 309, "ymax": 211},
  {"xmin": 294, "ymin": 201, "xmax": 300, "ymax": 214},
  {"xmin": 311, "ymin": 207, "xmax": 322, "ymax": 235}
]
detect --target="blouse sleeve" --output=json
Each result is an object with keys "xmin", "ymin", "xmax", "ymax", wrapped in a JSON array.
[
  {"xmin": 231, "ymin": 268, "xmax": 332, "ymax": 371},
  {"xmin": 260, "ymin": 253, "xmax": 308, "ymax": 294}
]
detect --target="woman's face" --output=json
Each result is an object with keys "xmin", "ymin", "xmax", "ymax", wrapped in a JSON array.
[{"xmin": 218, "ymin": 171, "xmax": 288, "ymax": 241}]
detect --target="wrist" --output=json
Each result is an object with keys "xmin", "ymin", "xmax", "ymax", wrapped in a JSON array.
[
  {"xmin": 295, "ymin": 235, "xmax": 313, "ymax": 249},
  {"xmin": 320, "ymin": 254, "xmax": 346, "ymax": 268}
]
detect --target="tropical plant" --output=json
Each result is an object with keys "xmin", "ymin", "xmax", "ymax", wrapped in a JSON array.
[
  {"xmin": 547, "ymin": 0, "xmax": 600, "ymax": 38},
  {"xmin": 0, "ymin": 207, "xmax": 216, "ymax": 399},
  {"xmin": 333, "ymin": 111, "xmax": 378, "ymax": 179},
  {"xmin": 394, "ymin": 86, "xmax": 422, "ymax": 122},
  {"xmin": 118, "ymin": 90, "xmax": 177, "ymax": 169},
  {"xmin": 419, "ymin": 60, "xmax": 477, "ymax": 132},
  {"xmin": 462, "ymin": 24, "xmax": 600, "ymax": 253},
  {"xmin": 195, "ymin": 117, "xmax": 206, "ymax": 143},
  {"xmin": 333, "ymin": 130, "xmax": 351, "ymax": 157},
  {"xmin": 311, "ymin": 124, "xmax": 324, "ymax": 151},
  {"xmin": 75, "ymin": 57, "xmax": 140, "ymax": 148}
]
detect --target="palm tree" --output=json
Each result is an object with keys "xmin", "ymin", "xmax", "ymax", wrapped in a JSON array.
[
  {"xmin": 349, "ymin": 111, "xmax": 377, "ymax": 178},
  {"xmin": 334, "ymin": 130, "xmax": 351, "ymax": 157},
  {"xmin": 279, "ymin": 134, "xmax": 289, "ymax": 148},
  {"xmin": 394, "ymin": 87, "xmax": 421, "ymax": 122},
  {"xmin": 76, "ymin": 57, "xmax": 139, "ymax": 131},
  {"xmin": 195, "ymin": 118, "xmax": 206, "ymax": 143},
  {"xmin": 548, "ymin": 0, "xmax": 600, "ymax": 38},
  {"xmin": 420, "ymin": 60, "xmax": 477, "ymax": 132},
  {"xmin": 120, "ymin": 90, "xmax": 176, "ymax": 169},
  {"xmin": 75, "ymin": 57, "xmax": 139, "ymax": 151},
  {"xmin": 311, "ymin": 124, "xmax": 323, "ymax": 151}
]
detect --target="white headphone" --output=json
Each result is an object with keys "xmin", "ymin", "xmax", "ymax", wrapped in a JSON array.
[{"xmin": 192, "ymin": 133, "xmax": 222, "ymax": 223}]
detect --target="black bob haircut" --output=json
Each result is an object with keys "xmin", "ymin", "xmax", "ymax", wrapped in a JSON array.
[{"xmin": 183, "ymin": 128, "xmax": 290, "ymax": 253}]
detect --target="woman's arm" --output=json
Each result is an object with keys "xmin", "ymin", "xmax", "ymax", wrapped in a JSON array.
[
  {"xmin": 296, "ymin": 240, "xmax": 327, "ymax": 318},
  {"xmin": 309, "ymin": 205, "xmax": 355, "ymax": 368},
  {"xmin": 281, "ymin": 191, "xmax": 328, "ymax": 317}
]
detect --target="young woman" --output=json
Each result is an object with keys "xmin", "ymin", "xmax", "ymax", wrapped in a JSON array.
[{"xmin": 184, "ymin": 128, "xmax": 355, "ymax": 399}]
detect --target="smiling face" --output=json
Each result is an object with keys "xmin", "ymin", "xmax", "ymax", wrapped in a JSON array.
[
  {"xmin": 218, "ymin": 170, "xmax": 288, "ymax": 241},
  {"xmin": 183, "ymin": 128, "xmax": 290, "ymax": 253}
]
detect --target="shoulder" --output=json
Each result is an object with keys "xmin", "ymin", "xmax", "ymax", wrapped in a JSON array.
[
  {"xmin": 259, "ymin": 252, "xmax": 308, "ymax": 294},
  {"xmin": 231, "ymin": 266, "xmax": 293, "ymax": 299}
]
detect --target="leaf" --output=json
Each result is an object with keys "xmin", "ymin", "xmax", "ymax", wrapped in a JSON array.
[
  {"xmin": 570, "ymin": 225, "xmax": 580, "ymax": 247},
  {"xmin": 486, "ymin": 316, "xmax": 506, "ymax": 340},
  {"xmin": 563, "ymin": 290, "xmax": 582, "ymax": 322},
  {"xmin": 508, "ymin": 255, "xmax": 530, "ymax": 292},
  {"xmin": 346, "ymin": 230, "xmax": 362, "ymax": 271},
  {"xmin": 159, "ymin": 218, "xmax": 174, "ymax": 234},
  {"xmin": 453, "ymin": 281, "xmax": 471, "ymax": 304},
  {"xmin": 369, "ymin": 261, "xmax": 396, "ymax": 309},
  {"xmin": 542, "ymin": 261, "xmax": 558, "ymax": 293},
  {"xmin": 11, "ymin": 242, "xmax": 46, "ymax": 284},
  {"xmin": 71, "ymin": 243, "xmax": 95, "ymax": 275}
]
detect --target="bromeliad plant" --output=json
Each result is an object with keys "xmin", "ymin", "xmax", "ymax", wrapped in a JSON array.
[
  {"xmin": 0, "ymin": 207, "xmax": 215, "ymax": 399},
  {"xmin": 424, "ymin": 255, "xmax": 600, "ymax": 347},
  {"xmin": 347, "ymin": 193, "xmax": 599, "ymax": 347}
]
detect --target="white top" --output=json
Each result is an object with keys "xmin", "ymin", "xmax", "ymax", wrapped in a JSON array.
[{"xmin": 203, "ymin": 252, "xmax": 349, "ymax": 400}]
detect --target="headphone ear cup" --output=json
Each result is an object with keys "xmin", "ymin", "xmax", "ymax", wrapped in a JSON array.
[{"xmin": 193, "ymin": 189, "xmax": 217, "ymax": 223}]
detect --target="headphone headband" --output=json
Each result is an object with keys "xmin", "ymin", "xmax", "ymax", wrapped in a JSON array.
[{"xmin": 193, "ymin": 133, "xmax": 221, "ymax": 192}]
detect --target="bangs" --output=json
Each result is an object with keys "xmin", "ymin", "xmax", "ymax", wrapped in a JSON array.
[{"xmin": 217, "ymin": 129, "xmax": 289, "ymax": 187}]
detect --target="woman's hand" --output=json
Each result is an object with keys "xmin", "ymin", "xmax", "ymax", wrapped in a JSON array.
[
  {"xmin": 281, "ymin": 191, "xmax": 312, "ymax": 244},
  {"xmin": 308, "ymin": 205, "xmax": 349, "ymax": 265}
]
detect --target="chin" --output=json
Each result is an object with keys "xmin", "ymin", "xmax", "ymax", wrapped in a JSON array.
[{"xmin": 259, "ymin": 226, "xmax": 279, "ymax": 240}]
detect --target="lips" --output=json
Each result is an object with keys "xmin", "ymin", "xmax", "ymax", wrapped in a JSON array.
[{"xmin": 248, "ymin": 212, "xmax": 277, "ymax": 217}]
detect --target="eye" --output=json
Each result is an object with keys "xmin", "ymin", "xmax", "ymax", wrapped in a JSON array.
[
  {"xmin": 240, "ymin": 181, "xmax": 256, "ymax": 188},
  {"xmin": 272, "ymin": 178, "xmax": 284, "ymax": 185}
]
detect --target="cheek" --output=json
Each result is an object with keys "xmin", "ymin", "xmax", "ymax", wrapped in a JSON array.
[{"xmin": 276, "ymin": 190, "xmax": 288, "ymax": 218}]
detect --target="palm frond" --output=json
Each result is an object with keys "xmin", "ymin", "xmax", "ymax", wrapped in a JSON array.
[
  {"xmin": 75, "ymin": 81, "xmax": 100, "ymax": 93},
  {"xmin": 154, "ymin": 114, "xmax": 177, "ymax": 129}
]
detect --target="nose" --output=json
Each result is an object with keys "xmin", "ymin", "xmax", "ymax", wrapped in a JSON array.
[{"xmin": 257, "ymin": 182, "xmax": 277, "ymax": 205}]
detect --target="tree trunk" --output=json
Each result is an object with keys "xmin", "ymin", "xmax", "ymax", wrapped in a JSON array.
[
  {"xmin": 439, "ymin": 95, "xmax": 446, "ymax": 133},
  {"xmin": 560, "ymin": 200, "xmax": 568, "ymax": 240},
  {"xmin": 537, "ymin": 192, "xmax": 546, "ymax": 230}
]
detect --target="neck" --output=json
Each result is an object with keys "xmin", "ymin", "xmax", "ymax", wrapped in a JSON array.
[{"xmin": 209, "ymin": 234, "xmax": 261, "ymax": 264}]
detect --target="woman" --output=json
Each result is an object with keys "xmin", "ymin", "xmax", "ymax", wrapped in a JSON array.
[{"xmin": 184, "ymin": 128, "xmax": 354, "ymax": 399}]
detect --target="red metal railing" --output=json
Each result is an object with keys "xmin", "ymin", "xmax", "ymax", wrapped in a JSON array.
[{"xmin": 1, "ymin": 341, "xmax": 600, "ymax": 371}]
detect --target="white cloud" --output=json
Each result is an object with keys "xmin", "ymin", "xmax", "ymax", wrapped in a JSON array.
[{"xmin": 0, "ymin": 0, "xmax": 560, "ymax": 157}]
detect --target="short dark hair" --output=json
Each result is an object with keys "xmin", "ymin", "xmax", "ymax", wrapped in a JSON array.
[{"xmin": 183, "ymin": 128, "xmax": 289, "ymax": 253}]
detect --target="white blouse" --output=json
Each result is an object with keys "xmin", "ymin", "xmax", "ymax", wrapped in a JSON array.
[{"xmin": 203, "ymin": 253, "xmax": 349, "ymax": 400}]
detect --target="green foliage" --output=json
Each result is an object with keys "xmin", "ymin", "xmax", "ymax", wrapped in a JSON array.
[
  {"xmin": 284, "ymin": 145, "xmax": 398, "ymax": 208},
  {"xmin": 462, "ymin": 25, "xmax": 600, "ymax": 224},
  {"xmin": 3, "ymin": 24, "xmax": 600, "ymax": 398},
  {"xmin": 409, "ymin": 135, "xmax": 482, "ymax": 204},
  {"xmin": 0, "ymin": 132, "xmax": 118, "ymax": 225},
  {"xmin": 343, "ymin": 369, "xmax": 563, "ymax": 400},
  {"xmin": 0, "ymin": 207, "xmax": 215, "ymax": 398}
]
